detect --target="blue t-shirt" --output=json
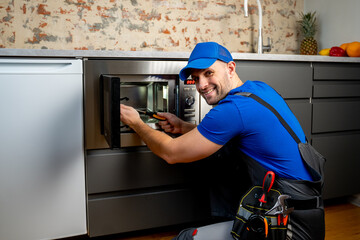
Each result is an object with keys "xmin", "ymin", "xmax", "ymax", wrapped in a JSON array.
[{"xmin": 197, "ymin": 81, "xmax": 312, "ymax": 180}]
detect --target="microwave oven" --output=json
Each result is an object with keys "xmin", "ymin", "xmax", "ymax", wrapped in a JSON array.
[{"xmin": 84, "ymin": 60, "xmax": 203, "ymax": 149}]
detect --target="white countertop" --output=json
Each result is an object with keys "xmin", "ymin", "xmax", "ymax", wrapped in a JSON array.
[{"xmin": 1, "ymin": 48, "xmax": 360, "ymax": 63}]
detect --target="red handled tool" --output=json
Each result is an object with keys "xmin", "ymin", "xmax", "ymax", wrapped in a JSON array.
[
  {"xmin": 259, "ymin": 171, "xmax": 275, "ymax": 206},
  {"xmin": 136, "ymin": 109, "xmax": 166, "ymax": 121},
  {"xmin": 277, "ymin": 214, "xmax": 289, "ymax": 226}
]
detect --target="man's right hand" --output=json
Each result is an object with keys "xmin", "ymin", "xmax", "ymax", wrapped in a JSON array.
[{"xmin": 157, "ymin": 112, "xmax": 196, "ymax": 134}]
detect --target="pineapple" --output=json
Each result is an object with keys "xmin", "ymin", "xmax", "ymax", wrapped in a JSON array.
[{"xmin": 298, "ymin": 12, "xmax": 318, "ymax": 55}]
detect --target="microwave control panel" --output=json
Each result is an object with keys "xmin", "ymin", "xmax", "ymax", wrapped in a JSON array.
[{"xmin": 179, "ymin": 79, "xmax": 200, "ymax": 124}]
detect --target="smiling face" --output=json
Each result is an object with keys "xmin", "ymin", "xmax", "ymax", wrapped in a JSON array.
[{"xmin": 190, "ymin": 60, "xmax": 239, "ymax": 105}]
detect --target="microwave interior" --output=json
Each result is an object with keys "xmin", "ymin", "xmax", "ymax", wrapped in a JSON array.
[{"xmin": 100, "ymin": 74, "xmax": 176, "ymax": 149}]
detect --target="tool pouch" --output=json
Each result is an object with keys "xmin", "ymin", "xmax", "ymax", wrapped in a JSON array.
[{"xmin": 231, "ymin": 186, "xmax": 287, "ymax": 240}]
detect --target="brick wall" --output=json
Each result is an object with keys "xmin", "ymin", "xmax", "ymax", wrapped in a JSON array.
[{"xmin": 0, "ymin": 0, "xmax": 303, "ymax": 54}]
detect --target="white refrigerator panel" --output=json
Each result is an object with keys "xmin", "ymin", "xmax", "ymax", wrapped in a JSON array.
[{"xmin": 0, "ymin": 59, "xmax": 86, "ymax": 240}]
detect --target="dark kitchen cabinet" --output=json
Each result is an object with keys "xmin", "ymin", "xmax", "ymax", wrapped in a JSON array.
[
  {"xmin": 84, "ymin": 59, "xmax": 212, "ymax": 237},
  {"xmin": 312, "ymin": 62, "xmax": 360, "ymax": 199},
  {"xmin": 86, "ymin": 148, "xmax": 211, "ymax": 237}
]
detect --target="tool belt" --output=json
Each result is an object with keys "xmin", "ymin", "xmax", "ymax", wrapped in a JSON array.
[
  {"xmin": 231, "ymin": 186, "xmax": 284, "ymax": 240},
  {"xmin": 231, "ymin": 183, "xmax": 322, "ymax": 240}
]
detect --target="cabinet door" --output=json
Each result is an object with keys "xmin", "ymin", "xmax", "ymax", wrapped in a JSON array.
[
  {"xmin": 312, "ymin": 133, "xmax": 360, "ymax": 199},
  {"xmin": 235, "ymin": 61, "xmax": 312, "ymax": 99}
]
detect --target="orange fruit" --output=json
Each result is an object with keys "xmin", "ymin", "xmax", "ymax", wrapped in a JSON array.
[
  {"xmin": 346, "ymin": 41, "xmax": 360, "ymax": 57},
  {"xmin": 340, "ymin": 42, "xmax": 350, "ymax": 51}
]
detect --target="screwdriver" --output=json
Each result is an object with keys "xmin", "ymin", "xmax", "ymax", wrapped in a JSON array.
[
  {"xmin": 136, "ymin": 109, "xmax": 166, "ymax": 121},
  {"xmin": 259, "ymin": 171, "xmax": 275, "ymax": 206}
]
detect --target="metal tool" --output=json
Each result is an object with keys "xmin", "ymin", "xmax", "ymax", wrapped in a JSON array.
[
  {"xmin": 265, "ymin": 195, "xmax": 294, "ymax": 216},
  {"xmin": 136, "ymin": 109, "xmax": 166, "ymax": 121}
]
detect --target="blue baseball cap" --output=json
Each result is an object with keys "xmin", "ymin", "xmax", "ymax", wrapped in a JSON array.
[{"xmin": 179, "ymin": 42, "xmax": 233, "ymax": 81}]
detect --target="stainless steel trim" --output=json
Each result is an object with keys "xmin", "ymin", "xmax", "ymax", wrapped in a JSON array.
[{"xmin": 121, "ymin": 133, "xmax": 145, "ymax": 147}]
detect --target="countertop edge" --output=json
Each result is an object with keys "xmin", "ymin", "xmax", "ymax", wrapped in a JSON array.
[{"xmin": 1, "ymin": 48, "xmax": 360, "ymax": 63}]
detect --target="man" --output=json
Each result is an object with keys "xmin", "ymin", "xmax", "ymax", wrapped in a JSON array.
[{"xmin": 120, "ymin": 42, "xmax": 324, "ymax": 240}]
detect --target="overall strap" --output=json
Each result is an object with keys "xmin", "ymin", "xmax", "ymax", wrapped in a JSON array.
[
  {"xmin": 234, "ymin": 92, "xmax": 324, "ymax": 208},
  {"xmin": 235, "ymin": 92, "xmax": 301, "ymax": 144}
]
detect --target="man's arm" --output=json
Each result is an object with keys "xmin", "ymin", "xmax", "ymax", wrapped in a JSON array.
[{"xmin": 120, "ymin": 104, "xmax": 222, "ymax": 164}]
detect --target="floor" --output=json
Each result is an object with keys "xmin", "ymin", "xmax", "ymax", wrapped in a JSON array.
[
  {"xmin": 76, "ymin": 198, "xmax": 360, "ymax": 240},
  {"xmin": 324, "ymin": 199, "xmax": 360, "ymax": 240}
]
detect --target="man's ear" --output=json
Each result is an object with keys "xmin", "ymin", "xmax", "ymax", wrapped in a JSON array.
[{"xmin": 227, "ymin": 61, "xmax": 236, "ymax": 78}]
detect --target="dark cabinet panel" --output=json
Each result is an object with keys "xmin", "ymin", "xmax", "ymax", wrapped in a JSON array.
[
  {"xmin": 312, "ymin": 100, "xmax": 360, "ymax": 133},
  {"xmin": 88, "ymin": 188, "xmax": 210, "ymax": 237},
  {"xmin": 235, "ymin": 61, "xmax": 312, "ymax": 99},
  {"xmin": 313, "ymin": 82, "xmax": 360, "ymax": 98},
  {"xmin": 313, "ymin": 63, "xmax": 360, "ymax": 80},
  {"xmin": 312, "ymin": 133, "xmax": 360, "ymax": 199},
  {"xmin": 87, "ymin": 149, "xmax": 188, "ymax": 194}
]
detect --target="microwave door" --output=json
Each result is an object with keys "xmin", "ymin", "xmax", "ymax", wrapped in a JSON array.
[{"xmin": 100, "ymin": 75, "xmax": 121, "ymax": 149}]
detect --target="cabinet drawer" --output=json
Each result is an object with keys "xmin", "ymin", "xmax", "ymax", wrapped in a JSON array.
[
  {"xmin": 86, "ymin": 149, "xmax": 188, "ymax": 194},
  {"xmin": 313, "ymin": 82, "xmax": 360, "ymax": 98},
  {"xmin": 313, "ymin": 63, "xmax": 360, "ymax": 80},
  {"xmin": 312, "ymin": 133, "xmax": 360, "ymax": 199},
  {"xmin": 235, "ymin": 61, "xmax": 312, "ymax": 99},
  {"xmin": 88, "ymin": 188, "xmax": 210, "ymax": 237},
  {"xmin": 312, "ymin": 100, "xmax": 360, "ymax": 133}
]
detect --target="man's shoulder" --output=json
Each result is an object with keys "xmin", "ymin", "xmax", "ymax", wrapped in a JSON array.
[{"xmin": 229, "ymin": 80, "xmax": 271, "ymax": 94}]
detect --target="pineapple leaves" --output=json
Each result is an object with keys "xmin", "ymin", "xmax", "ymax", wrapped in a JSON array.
[{"xmin": 298, "ymin": 11, "xmax": 317, "ymax": 38}]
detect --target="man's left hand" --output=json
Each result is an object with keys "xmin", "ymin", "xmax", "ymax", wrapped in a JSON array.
[{"xmin": 120, "ymin": 104, "xmax": 143, "ymax": 128}]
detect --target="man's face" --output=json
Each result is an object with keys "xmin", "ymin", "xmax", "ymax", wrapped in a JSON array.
[{"xmin": 190, "ymin": 60, "xmax": 234, "ymax": 105}]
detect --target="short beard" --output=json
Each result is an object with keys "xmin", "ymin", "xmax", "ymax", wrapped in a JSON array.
[
  {"xmin": 203, "ymin": 89, "xmax": 226, "ymax": 106},
  {"xmin": 205, "ymin": 77, "xmax": 232, "ymax": 105}
]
